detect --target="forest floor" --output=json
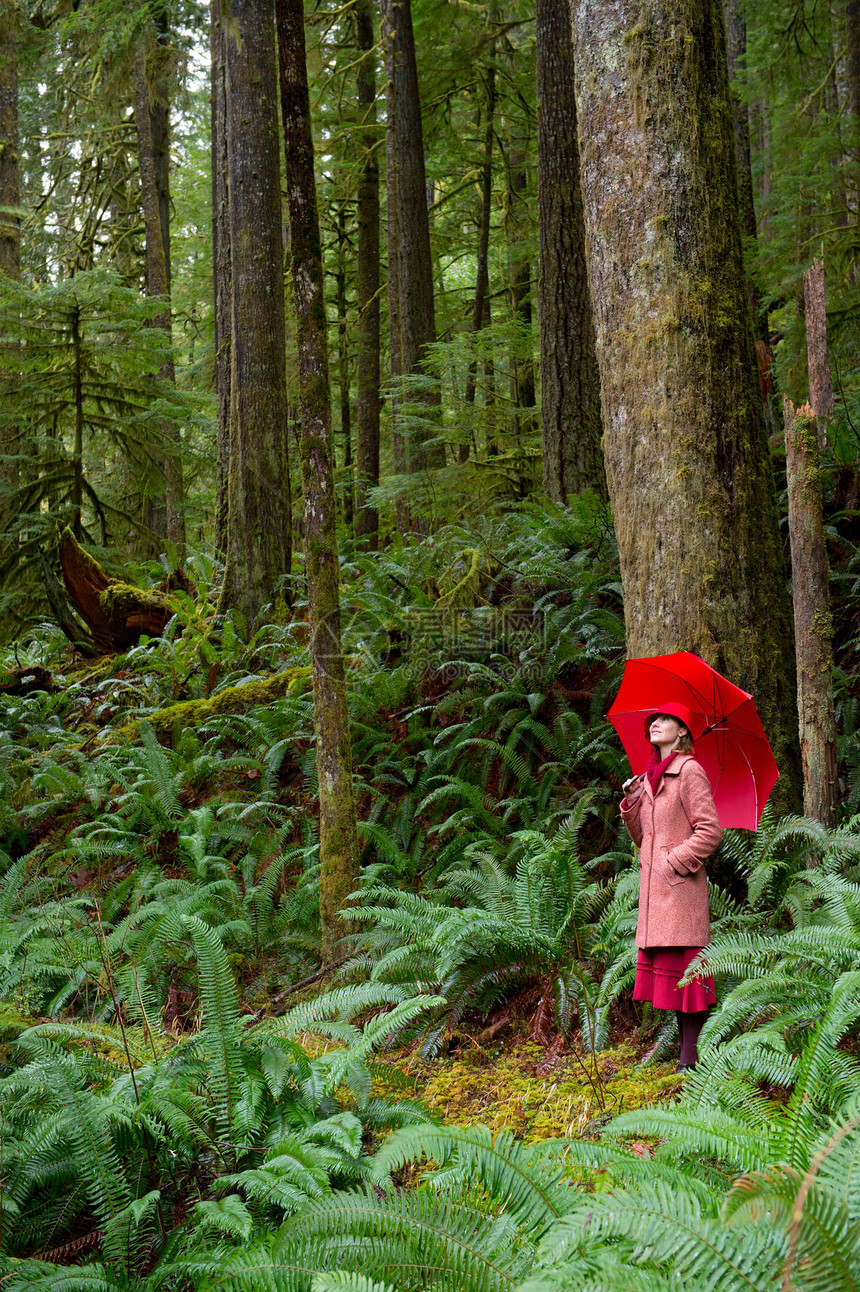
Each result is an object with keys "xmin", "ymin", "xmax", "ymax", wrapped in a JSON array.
[{"xmin": 402, "ymin": 1035, "xmax": 682, "ymax": 1143}]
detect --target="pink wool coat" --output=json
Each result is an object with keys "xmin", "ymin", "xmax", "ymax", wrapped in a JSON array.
[{"xmin": 620, "ymin": 753, "xmax": 722, "ymax": 948}]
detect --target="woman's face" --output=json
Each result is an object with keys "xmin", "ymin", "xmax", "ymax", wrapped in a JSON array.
[{"xmin": 649, "ymin": 714, "xmax": 684, "ymax": 745}]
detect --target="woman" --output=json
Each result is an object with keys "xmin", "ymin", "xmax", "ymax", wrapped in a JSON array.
[{"xmin": 620, "ymin": 702, "xmax": 722, "ymax": 1071}]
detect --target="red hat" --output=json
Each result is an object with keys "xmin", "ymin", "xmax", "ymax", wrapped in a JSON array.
[{"xmin": 643, "ymin": 703, "xmax": 697, "ymax": 741}]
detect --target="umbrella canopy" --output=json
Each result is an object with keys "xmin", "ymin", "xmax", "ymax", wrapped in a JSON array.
[{"xmin": 607, "ymin": 651, "xmax": 778, "ymax": 830}]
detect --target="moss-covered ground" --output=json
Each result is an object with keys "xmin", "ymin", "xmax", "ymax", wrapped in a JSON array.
[{"xmin": 386, "ymin": 1032, "xmax": 681, "ymax": 1144}]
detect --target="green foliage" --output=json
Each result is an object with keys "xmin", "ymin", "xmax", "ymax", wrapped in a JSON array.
[{"xmin": 0, "ymin": 270, "xmax": 210, "ymax": 626}]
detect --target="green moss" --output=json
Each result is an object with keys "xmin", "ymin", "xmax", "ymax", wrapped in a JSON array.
[
  {"xmin": 124, "ymin": 667, "xmax": 311, "ymax": 737},
  {"xmin": 99, "ymin": 581, "xmax": 174, "ymax": 617},
  {"xmin": 407, "ymin": 1039, "xmax": 681, "ymax": 1145}
]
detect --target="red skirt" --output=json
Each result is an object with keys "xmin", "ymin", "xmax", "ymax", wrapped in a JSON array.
[{"xmin": 633, "ymin": 946, "xmax": 715, "ymax": 1013}]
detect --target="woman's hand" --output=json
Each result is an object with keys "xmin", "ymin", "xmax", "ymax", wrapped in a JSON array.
[{"xmin": 622, "ymin": 774, "xmax": 644, "ymax": 803}]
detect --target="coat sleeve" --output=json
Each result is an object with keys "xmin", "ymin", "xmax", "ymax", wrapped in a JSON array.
[
  {"xmin": 620, "ymin": 793, "xmax": 644, "ymax": 846},
  {"xmin": 666, "ymin": 761, "xmax": 722, "ymax": 875}
]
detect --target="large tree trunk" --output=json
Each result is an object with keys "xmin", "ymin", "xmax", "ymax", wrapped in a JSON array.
[
  {"xmin": 335, "ymin": 204, "xmax": 354, "ymax": 529},
  {"xmin": 571, "ymin": 0, "xmax": 800, "ymax": 806},
  {"xmin": 723, "ymin": 0, "xmax": 767, "ymax": 343},
  {"xmin": 133, "ymin": 12, "xmax": 185, "ymax": 559},
  {"xmin": 382, "ymin": 0, "xmax": 407, "ymax": 531},
  {"xmin": 354, "ymin": 0, "xmax": 381, "ymax": 548},
  {"xmin": 0, "ymin": 11, "xmax": 19, "ymax": 281},
  {"xmin": 847, "ymin": 0, "xmax": 860, "ymax": 127},
  {"xmin": 211, "ymin": 0, "xmax": 231, "ymax": 554},
  {"xmin": 783, "ymin": 399, "xmax": 838, "ymax": 829},
  {"xmin": 505, "ymin": 134, "xmax": 536, "ymax": 419},
  {"xmin": 461, "ymin": 54, "xmax": 495, "ymax": 464},
  {"xmin": 536, "ymin": 0, "xmax": 603, "ymax": 502},
  {"xmin": 219, "ymin": 0, "xmax": 292, "ymax": 624},
  {"xmin": 0, "ymin": 11, "xmax": 20, "ymax": 560},
  {"xmin": 276, "ymin": 0, "xmax": 359, "ymax": 959},
  {"xmin": 803, "ymin": 254, "xmax": 834, "ymax": 439},
  {"xmin": 380, "ymin": 0, "xmax": 443, "ymax": 503}
]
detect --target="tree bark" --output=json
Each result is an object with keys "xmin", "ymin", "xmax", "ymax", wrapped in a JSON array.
[
  {"xmin": 382, "ymin": 0, "xmax": 407, "ymax": 531},
  {"xmin": 276, "ymin": 0, "xmax": 359, "ymax": 959},
  {"xmin": 803, "ymin": 254, "xmax": 834, "ymax": 442},
  {"xmin": 335, "ymin": 204, "xmax": 354, "ymax": 528},
  {"xmin": 723, "ymin": 0, "xmax": 767, "ymax": 346},
  {"xmin": 0, "ymin": 11, "xmax": 20, "ymax": 556},
  {"xmin": 846, "ymin": 0, "xmax": 860, "ymax": 127},
  {"xmin": 71, "ymin": 305, "xmax": 83, "ymax": 538},
  {"xmin": 571, "ymin": 0, "xmax": 800, "ymax": 807},
  {"xmin": 132, "ymin": 16, "xmax": 186, "ymax": 559},
  {"xmin": 211, "ymin": 0, "xmax": 231, "ymax": 554},
  {"xmin": 505, "ymin": 136, "xmax": 536, "ymax": 418},
  {"xmin": 536, "ymin": 0, "xmax": 604, "ymax": 502},
  {"xmin": 380, "ymin": 0, "xmax": 443, "ymax": 502},
  {"xmin": 219, "ymin": 0, "xmax": 292, "ymax": 624},
  {"xmin": 354, "ymin": 0, "xmax": 381, "ymax": 548},
  {"xmin": 461, "ymin": 56, "xmax": 495, "ymax": 464},
  {"xmin": 0, "ymin": 10, "xmax": 20, "ymax": 281},
  {"xmin": 784, "ymin": 399, "xmax": 838, "ymax": 829}
]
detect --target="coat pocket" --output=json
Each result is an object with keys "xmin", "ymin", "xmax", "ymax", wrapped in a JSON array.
[{"xmin": 663, "ymin": 852, "xmax": 686, "ymax": 887}]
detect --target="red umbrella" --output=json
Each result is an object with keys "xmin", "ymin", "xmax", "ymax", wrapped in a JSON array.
[{"xmin": 607, "ymin": 650, "xmax": 778, "ymax": 830}]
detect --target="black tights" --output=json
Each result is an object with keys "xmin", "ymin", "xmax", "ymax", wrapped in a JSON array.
[{"xmin": 676, "ymin": 1009, "xmax": 709, "ymax": 1067}]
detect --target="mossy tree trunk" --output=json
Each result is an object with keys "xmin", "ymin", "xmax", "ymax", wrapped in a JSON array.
[
  {"xmin": 504, "ymin": 134, "xmax": 536, "ymax": 424},
  {"xmin": 382, "ymin": 0, "xmax": 408, "ymax": 533},
  {"xmin": 210, "ymin": 0, "xmax": 231, "ymax": 555},
  {"xmin": 461, "ymin": 50, "xmax": 495, "ymax": 463},
  {"xmin": 0, "ymin": 10, "xmax": 19, "ymax": 282},
  {"xmin": 71, "ymin": 305, "xmax": 83, "ymax": 538},
  {"xmin": 354, "ymin": 0, "xmax": 381, "ymax": 549},
  {"xmin": 784, "ymin": 399, "xmax": 837, "ymax": 829},
  {"xmin": 0, "ymin": 11, "xmax": 19, "ymax": 555},
  {"xmin": 536, "ymin": 0, "xmax": 604, "ymax": 502},
  {"xmin": 276, "ymin": 0, "xmax": 359, "ymax": 960},
  {"xmin": 219, "ymin": 0, "xmax": 292, "ymax": 624},
  {"xmin": 132, "ymin": 10, "xmax": 185, "ymax": 559},
  {"xmin": 803, "ymin": 255, "xmax": 834, "ymax": 437},
  {"xmin": 335, "ymin": 204, "xmax": 354, "ymax": 528},
  {"xmin": 847, "ymin": 0, "xmax": 860, "ymax": 131},
  {"xmin": 381, "ymin": 0, "xmax": 443, "ymax": 513},
  {"xmin": 570, "ymin": 0, "xmax": 800, "ymax": 806}
]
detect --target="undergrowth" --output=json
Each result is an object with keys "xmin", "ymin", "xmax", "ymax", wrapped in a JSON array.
[{"xmin": 0, "ymin": 504, "xmax": 859, "ymax": 1288}]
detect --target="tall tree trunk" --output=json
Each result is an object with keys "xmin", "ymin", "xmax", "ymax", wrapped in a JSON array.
[
  {"xmin": 536, "ymin": 0, "xmax": 603, "ymax": 502},
  {"xmin": 784, "ymin": 399, "xmax": 838, "ymax": 829},
  {"xmin": 211, "ymin": 0, "xmax": 231, "ymax": 554},
  {"xmin": 382, "ymin": 0, "xmax": 407, "ymax": 532},
  {"xmin": 0, "ymin": 11, "xmax": 19, "ymax": 281},
  {"xmin": 846, "ymin": 0, "xmax": 860, "ymax": 127},
  {"xmin": 461, "ymin": 56, "xmax": 495, "ymax": 464},
  {"xmin": 0, "ymin": 11, "xmax": 20, "ymax": 552},
  {"xmin": 219, "ymin": 0, "xmax": 292, "ymax": 623},
  {"xmin": 133, "ymin": 14, "xmax": 186, "ymax": 559},
  {"xmin": 723, "ymin": 0, "xmax": 767, "ymax": 343},
  {"xmin": 571, "ymin": 0, "xmax": 800, "ymax": 807},
  {"xmin": 482, "ymin": 293, "xmax": 497, "ymax": 456},
  {"xmin": 380, "ymin": 0, "xmax": 443, "ymax": 506},
  {"xmin": 505, "ymin": 137, "xmax": 535, "ymax": 417},
  {"xmin": 335, "ymin": 205, "xmax": 354, "ymax": 529},
  {"xmin": 354, "ymin": 0, "xmax": 381, "ymax": 548},
  {"xmin": 276, "ymin": 0, "xmax": 359, "ymax": 960},
  {"xmin": 803, "ymin": 254, "xmax": 834, "ymax": 440},
  {"xmin": 71, "ymin": 306, "xmax": 84, "ymax": 540}
]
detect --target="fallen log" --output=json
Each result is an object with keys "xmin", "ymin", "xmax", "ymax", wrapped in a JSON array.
[
  {"xmin": 0, "ymin": 664, "xmax": 55, "ymax": 695},
  {"xmin": 57, "ymin": 527, "xmax": 178, "ymax": 652}
]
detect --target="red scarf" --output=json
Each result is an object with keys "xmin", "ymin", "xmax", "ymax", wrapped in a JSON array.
[{"xmin": 646, "ymin": 748, "xmax": 678, "ymax": 795}]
